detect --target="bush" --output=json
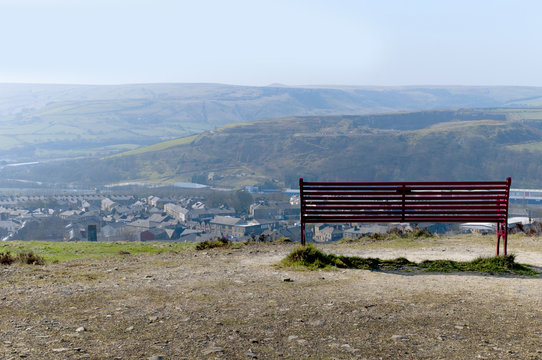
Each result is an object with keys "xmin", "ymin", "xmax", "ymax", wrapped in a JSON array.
[
  {"xmin": 196, "ymin": 237, "xmax": 231, "ymax": 250},
  {"xmin": 282, "ymin": 244, "xmax": 338, "ymax": 269},
  {"xmin": 408, "ymin": 226, "xmax": 434, "ymax": 238},
  {"xmin": 0, "ymin": 251, "xmax": 45, "ymax": 265},
  {"xmin": 339, "ymin": 226, "xmax": 434, "ymax": 243},
  {"xmin": 16, "ymin": 252, "xmax": 45, "ymax": 265},
  {"xmin": 0, "ymin": 252, "xmax": 15, "ymax": 265}
]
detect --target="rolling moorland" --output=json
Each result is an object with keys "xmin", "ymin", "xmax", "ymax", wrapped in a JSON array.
[
  {"xmin": 6, "ymin": 107, "xmax": 542, "ymax": 188},
  {"xmin": 4, "ymin": 83, "xmax": 542, "ymax": 162}
]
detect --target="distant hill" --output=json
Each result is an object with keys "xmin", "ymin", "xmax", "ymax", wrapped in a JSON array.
[
  {"xmin": 5, "ymin": 108, "xmax": 542, "ymax": 188},
  {"xmin": 3, "ymin": 83, "xmax": 542, "ymax": 161}
]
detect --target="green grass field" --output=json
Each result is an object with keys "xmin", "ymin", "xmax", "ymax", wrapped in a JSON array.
[
  {"xmin": 507, "ymin": 141, "xmax": 542, "ymax": 153},
  {"xmin": 0, "ymin": 241, "xmax": 197, "ymax": 262},
  {"xmin": 106, "ymin": 135, "xmax": 198, "ymax": 159}
]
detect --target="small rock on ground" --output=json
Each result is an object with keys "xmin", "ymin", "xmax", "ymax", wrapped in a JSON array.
[
  {"xmin": 148, "ymin": 356, "xmax": 164, "ymax": 360},
  {"xmin": 202, "ymin": 346, "xmax": 224, "ymax": 355}
]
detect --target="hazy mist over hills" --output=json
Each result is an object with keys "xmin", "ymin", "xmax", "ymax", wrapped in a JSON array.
[
  {"xmin": 3, "ymin": 83, "xmax": 542, "ymax": 163},
  {"xmin": 5, "ymin": 107, "xmax": 542, "ymax": 189}
]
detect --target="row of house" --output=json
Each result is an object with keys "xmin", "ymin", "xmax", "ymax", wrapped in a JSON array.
[
  {"xmin": 0, "ymin": 191, "xmax": 492, "ymax": 243},
  {"xmin": 0, "ymin": 191, "xmax": 357, "ymax": 243}
]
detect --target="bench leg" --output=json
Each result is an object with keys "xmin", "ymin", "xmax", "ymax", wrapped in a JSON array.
[
  {"xmin": 495, "ymin": 222, "xmax": 508, "ymax": 256},
  {"xmin": 496, "ymin": 222, "xmax": 501, "ymax": 257},
  {"xmin": 301, "ymin": 223, "xmax": 306, "ymax": 246},
  {"xmin": 503, "ymin": 224, "xmax": 508, "ymax": 256},
  {"xmin": 497, "ymin": 223, "xmax": 504, "ymax": 256}
]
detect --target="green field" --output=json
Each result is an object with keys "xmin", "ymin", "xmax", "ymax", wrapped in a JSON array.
[
  {"xmin": 0, "ymin": 241, "xmax": 197, "ymax": 262},
  {"xmin": 508, "ymin": 141, "xmax": 542, "ymax": 152},
  {"xmin": 106, "ymin": 135, "xmax": 198, "ymax": 159}
]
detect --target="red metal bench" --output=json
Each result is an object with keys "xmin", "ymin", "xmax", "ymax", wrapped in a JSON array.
[{"xmin": 299, "ymin": 177, "xmax": 512, "ymax": 255}]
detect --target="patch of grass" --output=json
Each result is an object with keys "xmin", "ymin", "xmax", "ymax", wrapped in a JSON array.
[
  {"xmin": 280, "ymin": 244, "xmax": 343, "ymax": 269},
  {"xmin": 0, "ymin": 251, "xmax": 45, "ymax": 265},
  {"xmin": 0, "ymin": 252, "xmax": 15, "ymax": 265},
  {"xmin": 419, "ymin": 254, "xmax": 536, "ymax": 275},
  {"xmin": 281, "ymin": 245, "xmax": 538, "ymax": 275},
  {"xmin": 244, "ymin": 234, "xmax": 288, "ymax": 245},
  {"xmin": 280, "ymin": 244, "xmax": 405, "ymax": 270},
  {"xmin": 507, "ymin": 141, "xmax": 542, "ymax": 153},
  {"xmin": 245, "ymin": 234, "xmax": 272, "ymax": 243},
  {"xmin": 338, "ymin": 226, "xmax": 434, "ymax": 243},
  {"xmin": 196, "ymin": 237, "xmax": 238, "ymax": 250},
  {"xmin": 16, "ymin": 251, "xmax": 45, "ymax": 265},
  {"xmin": 0, "ymin": 241, "xmax": 197, "ymax": 262},
  {"xmin": 106, "ymin": 135, "xmax": 198, "ymax": 159}
]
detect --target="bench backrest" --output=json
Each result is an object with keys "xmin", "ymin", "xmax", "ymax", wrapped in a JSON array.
[
  {"xmin": 299, "ymin": 177, "xmax": 512, "ymax": 252},
  {"xmin": 300, "ymin": 178, "xmax": 511, "ymax": 224}
]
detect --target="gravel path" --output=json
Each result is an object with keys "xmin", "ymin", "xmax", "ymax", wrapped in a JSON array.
[{"xmin": 1, "ymin": 237, "xmax": 542, "ymax": 359}]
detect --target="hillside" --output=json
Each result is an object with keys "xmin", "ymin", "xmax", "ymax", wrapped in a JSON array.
[
  {"xmin": 4, "ymin": 83, "xmax": 542, "ymax": 161},
  {"xmin": 5, "ymin": 108, "xmax": 542, "ymax": 188}
]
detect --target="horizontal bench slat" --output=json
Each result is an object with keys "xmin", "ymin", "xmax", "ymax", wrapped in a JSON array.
[
  {"xmin": 303, "ymin": 181, "xmax": 509, "ymax": 186},
  {"xmin": 304, "ymin": 205, "xmax": 507, "ymax": 211},
  {"xmin": 304, "ymin": 199, "xmax": 506, "ymax": 203},
  {"xmin": 305, "ymin": 210, "xmax": 505, "ymax": 215},
  {"xmin": 304, "ymin": 196, "xmax": 507, "ymax": 202},
  {"xmin": 303, "ymin": 185, "xmax": 509, "ymax": 191},
  {"xmin": 303, "ymin": 217, "xmax": 506, "ymax": 223},
  {"xmin": 304, "ymin": 203, "xmax": 506, "ymax": 208},
  {"xmin": 303, "ymin": 190, "xmax": 508, "ymax": 196}
]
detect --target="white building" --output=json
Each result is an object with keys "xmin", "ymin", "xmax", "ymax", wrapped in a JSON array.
[{"xmin": 164, "ymin": 203, "xmax": 190, "ymax": 222}]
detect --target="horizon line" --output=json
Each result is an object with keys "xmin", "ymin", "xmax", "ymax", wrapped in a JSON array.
[{"xmin": 1, "ymin": 81, "xmax": 542, "ymax": 89}]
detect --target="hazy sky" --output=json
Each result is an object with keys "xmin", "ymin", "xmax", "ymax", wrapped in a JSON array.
[{"xmin": 1, "ymin": 0, "xmax": 541, "ymax": 86}]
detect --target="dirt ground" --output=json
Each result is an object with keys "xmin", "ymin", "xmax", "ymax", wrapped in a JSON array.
[{"xmin": 1, "ymin": 236, "xmax": 542, "ymax": 360}]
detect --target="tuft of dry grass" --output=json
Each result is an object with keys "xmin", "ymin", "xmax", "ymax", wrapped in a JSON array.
[
  {"xmin": 196, "ymin": 237, "xmax": 233, "ymax": 250},
  {"xmin": 16, "ymin": 251, "xmax": 45, "ymax": 265},
  {"xmin": 0, "ymin": 251, "xmax": 15, "ymax": 265},
  {"xmin": 0, "ymin": 251, "xmax": 45, "ymax": 265}
]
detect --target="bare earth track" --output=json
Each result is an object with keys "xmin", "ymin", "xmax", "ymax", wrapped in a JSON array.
[{"xmin": 1, "ymin": 235, "xmax": 542, "ymax": 359}]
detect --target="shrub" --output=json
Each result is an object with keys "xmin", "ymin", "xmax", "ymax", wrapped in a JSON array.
[
  {"xmin": 282, "ymin": 244, "xmax": 337, "ymax": 269},
  {"xmin": 408, "ymin": 226, "xmax": 434, "ymax": 238},
  {"xmin": 0, "ymin": 252, "xmax": 15, "ymax": 265},
  {"xmin": 258, "ymin": 234, "xmax": 270, "ymax": 242},
  {"xmin": 339, "ymin": 226, "xmax": 434, "ymax": 243},
  {"xmin": 196, "ymin": 237, "xmax": 231, "ymax": 250},
  {"xmin": 0, "ymin": 251, "xmax": 45, "ymax": 265},
  {"xmin": 16, "ymin": 252, "xmax": 45, "ymax": 265},
  {"xmin": 246, "ymin": 234, "xmax": 272, "ymax": 243}
]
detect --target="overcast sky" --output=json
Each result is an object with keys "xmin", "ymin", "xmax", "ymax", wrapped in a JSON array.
[{"xmin": 0, "ymin": 0, "xmax": 541, "ymax": 86}]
